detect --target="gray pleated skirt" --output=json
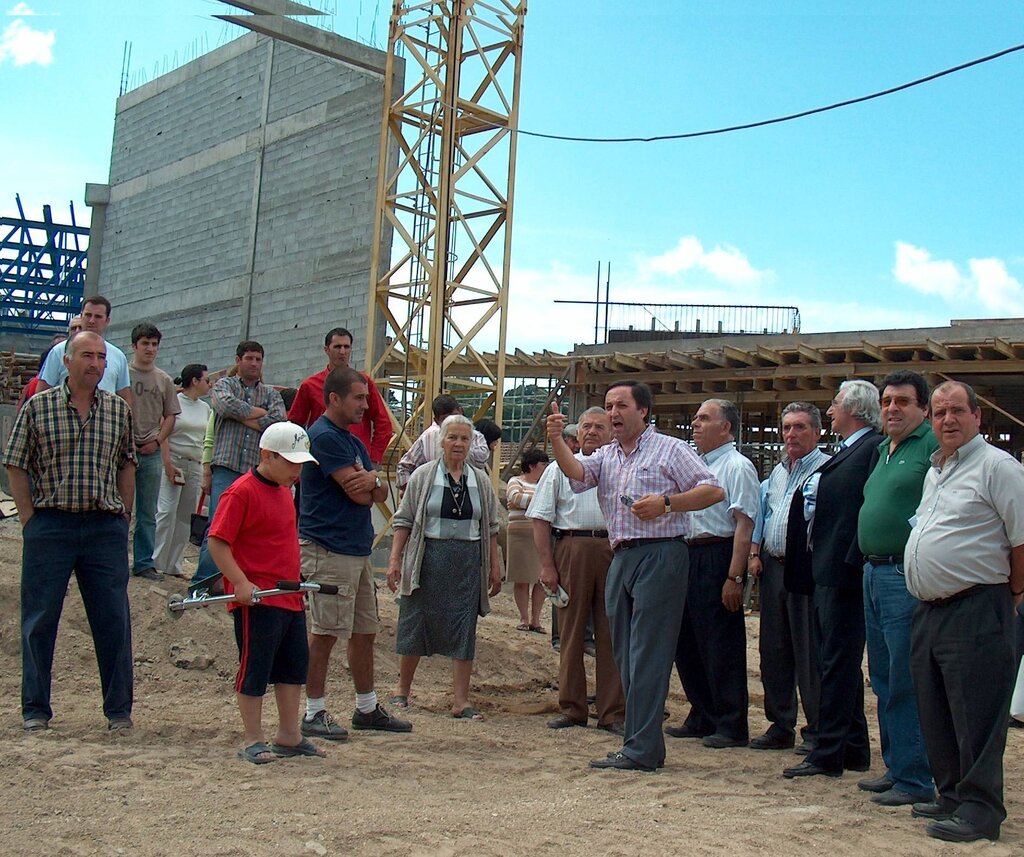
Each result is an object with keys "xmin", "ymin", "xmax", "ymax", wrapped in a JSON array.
[{"xmin": 396, "ymin": 538, "xmax": 481, "ymax": 660}]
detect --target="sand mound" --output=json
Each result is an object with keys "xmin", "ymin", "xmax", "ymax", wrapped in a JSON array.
[{"xmin": 0, "ymin": 518, "xmax": 1019, "ymax": 856}]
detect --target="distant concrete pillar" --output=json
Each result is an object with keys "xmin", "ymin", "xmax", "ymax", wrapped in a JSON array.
[{"xmin": 84, "ymin": 182, "xmax": 111, "ymax": 299}]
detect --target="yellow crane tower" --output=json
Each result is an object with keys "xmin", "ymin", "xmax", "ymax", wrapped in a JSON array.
[{"xmin": 366, "ymin": 0, "xmax": 528, "ymax": 470}]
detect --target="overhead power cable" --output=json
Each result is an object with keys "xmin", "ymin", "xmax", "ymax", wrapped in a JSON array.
[{"xmin": 513, "ymin": 42, "xmax": 1024, "ymax": 144}]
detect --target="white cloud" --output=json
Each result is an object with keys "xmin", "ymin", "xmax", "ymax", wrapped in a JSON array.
[
  {"xmin": 969, "ymin": 258, "xmax": 1024, "ymax": 315},
  {"xmin": 642, "ymin": 235, "xmax": 771, "ymax": 287},
  {"xmin": 0, "ymin": 17, "xmax": 54, "ymax": 66},
  {"xmin": 7, "ymin": 3, "xmax": 37, "ymax": 14},
  {"xmin": 893, "ymin": 241, "xmax": 1024, "ymax": 315},
  {"xmin": 892, "ymin": 241, "xmax": 960, "ymax": 299},
  {"xmin": 413, "ymin": 235, "xmax": 777, "ymax": 354}
]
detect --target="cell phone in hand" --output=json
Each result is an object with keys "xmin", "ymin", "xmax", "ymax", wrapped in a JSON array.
[{"xmin": 619, "ymin": 494, "xmax": 634, "ymax": 507}]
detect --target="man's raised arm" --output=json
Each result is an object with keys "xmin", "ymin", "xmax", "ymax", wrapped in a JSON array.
[{"xmin": 546, "ymin": 401, "xmax": 584, "ymax": 482}]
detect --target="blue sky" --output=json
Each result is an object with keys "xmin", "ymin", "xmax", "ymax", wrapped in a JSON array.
[{"xmin": 2, "ymin": 1, "xmax": 1023, "ymax": 353}]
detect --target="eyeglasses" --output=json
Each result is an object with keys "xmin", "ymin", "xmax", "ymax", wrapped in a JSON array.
[{"xmin": 880, "ymin": 396, "xmax": 917, "ymax": 408}]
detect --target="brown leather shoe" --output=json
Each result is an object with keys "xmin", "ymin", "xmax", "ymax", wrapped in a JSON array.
[{"xmin": 547, "ymin": 713, "xmax": 586, "ymax": 729}]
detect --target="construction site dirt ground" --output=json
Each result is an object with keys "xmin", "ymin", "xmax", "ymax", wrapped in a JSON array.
[{"xmin": 0, "ymin": 516, "xmax": 1020, "ymax": 857}]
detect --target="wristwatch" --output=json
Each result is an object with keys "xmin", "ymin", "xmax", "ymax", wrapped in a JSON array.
[
  {"xmin": 662, "ymin": 495, "xmax": 672, "ymax": 514},
  {"xmin": 374, "ymin": 476, "xmax": 382, "ymax": 489},
  {"xmin": 731, "ymin": 574, "xmax": 744, "ymax": 584}
]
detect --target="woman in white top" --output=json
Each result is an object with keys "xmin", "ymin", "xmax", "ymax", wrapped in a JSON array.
[{"xmin": 154, "ymin": 364, "xmax": 212, "ymax": 578}]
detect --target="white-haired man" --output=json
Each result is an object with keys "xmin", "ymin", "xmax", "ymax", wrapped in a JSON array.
[{"xmin": 783, "ymin": 380, "xmax": 881, "ymax": 779}]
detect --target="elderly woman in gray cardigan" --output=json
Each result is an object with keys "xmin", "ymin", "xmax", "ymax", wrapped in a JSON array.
[{"xmin": 387, "ymin": 414, "xmax": 502, "ymax": 720}]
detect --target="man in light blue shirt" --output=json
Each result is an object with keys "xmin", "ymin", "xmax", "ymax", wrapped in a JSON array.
[
  {"xmin": 668, "ymin": 399, "xmax": 760, "ymax": 748},
  {"xmin": 748, "ymin": 402, "xmax": 829, "ymax": 752},
  {"xmin": 37, "ymin": 295, "xmax": 132, "ymax": 404}
]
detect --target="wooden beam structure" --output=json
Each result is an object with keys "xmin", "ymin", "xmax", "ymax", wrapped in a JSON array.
[{"xmin": 560, "ymin": 320, "xmax": 1024, "ymax": 468}]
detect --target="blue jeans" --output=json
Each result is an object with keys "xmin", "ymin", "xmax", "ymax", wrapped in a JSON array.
[
  {"xmin": 132, "ymin": 449, "xmax": 163, "ymax": 574},
  {"xmin": 191, "ymin": 465, "xmax": 243, "ymax": 585},
  {"xmin": 863, "ymin": 560, "xmax": 933, "ymax": 797},
  {"xmin": 22, "ymin": 509, "xmax": 133, "ymax": 722}
]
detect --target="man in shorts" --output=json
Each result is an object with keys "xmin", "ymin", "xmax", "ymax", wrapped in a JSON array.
[
  {"xmin": 208, "ymin": 421, "xmax": 324, "ymax": 764},
  {"xmin": 299, "ymin": 367, "xmax": 411, "ymax": 738}
]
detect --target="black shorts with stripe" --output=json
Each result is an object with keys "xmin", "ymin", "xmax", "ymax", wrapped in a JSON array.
[{"xmin": 233, "ymin": 605, "xmax": 309, "ymax": 696}]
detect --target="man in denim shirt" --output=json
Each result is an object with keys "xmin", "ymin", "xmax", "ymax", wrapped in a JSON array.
[{"xmin": 191, "ymin": 340, "xmax": 285, "ymax": 589}]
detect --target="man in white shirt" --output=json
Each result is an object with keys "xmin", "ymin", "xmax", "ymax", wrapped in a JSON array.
[
  {"xmin": 396, "ymin": 394, "xmax": 490, "ymax": 489},
  {"xmin": 529, "ymin": 407, "xmax": 624, "ymax": 734},
  {"xmin": 904, "ymin": 381, "xmax": 1024, "ymax": 843}
]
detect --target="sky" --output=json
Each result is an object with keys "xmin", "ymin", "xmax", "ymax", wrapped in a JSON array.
[{"xmin": 2, "ymin": 0, "xmax": 1023, "ymax": 354}]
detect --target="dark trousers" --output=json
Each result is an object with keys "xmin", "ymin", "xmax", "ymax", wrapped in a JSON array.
[
  {"xmin": 674, "ymin": 540, "xmax": 748, "ymax": 740},
  {"xmin": 758, "ymin": 555, "xmax": 820, "ymax": 741},
  {"xmin": 554, "ymin": 536, "xmax": 623, "ymax": 726},
  {"xmin": 808, "ymin": 584, "xmax": 869, "ymax": 771},
  {"xmin": 606, "ymin": 539, "xmax": 688, "ymax": 769},
  {"xmin": 910, "ymin": 584, "xmax": 1014, "ymax": 837},
  {"xmin": 21, "ymin": 509, "xmax": 133, "ymax": 722}
]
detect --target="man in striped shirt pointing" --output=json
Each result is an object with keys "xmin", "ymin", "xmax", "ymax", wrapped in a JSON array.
[{"xmin": 546, "ymin": 381, "xmax": 723, "ymax": 772}]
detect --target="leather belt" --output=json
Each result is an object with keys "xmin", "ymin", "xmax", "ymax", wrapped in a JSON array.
[
  {"xmin": 865, "ymin": 554, "xmax": 903, "ymax": 565},
  {"xmin": 686, "ymin": 535, "xmax": 733, "ymax": 547},
  {"xmin": 613, "ymin": 536, "xmax": 686, "ymax": 554},
  {"xmin": 552, "ymin": 528, "xmax": 608, "ymax": 539},
  {"xmin": 926, "ymin": 583, "xmax": 987, "ymax": 606}
]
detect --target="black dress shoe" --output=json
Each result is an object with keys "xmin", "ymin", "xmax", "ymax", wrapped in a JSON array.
[
  {"xmin": 665, "ymin": 723, "xmax": 713, "ymax": 739},
  {"xmin": 589, "ymin": 751, "xmax": 656, "ymax": 772},
  {"xmin": 911, "ymin": 800, "xmax": 958, "ymax": 821},
  {"xmin": 783, "ymin": 761, "xmax": 842, "ymax": 779},
  {"xmin": 702, "ymin": 733, "xmax": 748, "ymax": 749},
  {"xmin": 749, "ymin": 732, "xmax": 795, "ymax": 750},
  {"xmin": 547, "ymin": 713, "xmax": 586, "ymax": 729},
  {"xmin": 857, "ymin": 774, "xmax": 894, "ymax": 793},
  {"xmin": 605, "ymin": 750, "xmax": 665, "ymax": 769},
  {"xmin": 926, "ymin": 816, "xmax": 997, "ymax": 843},
  {"xmin": 871, "ymin": 788, "xmax": 932, "ymax": 807},
  {"xmin": 597, "ymin": 721, "xmax": 625, "ymax": 736}
]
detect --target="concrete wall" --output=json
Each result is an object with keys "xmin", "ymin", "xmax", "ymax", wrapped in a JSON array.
[{"xmin": 91, "ymin": 31, "xmax": 397, "ymax": 387}]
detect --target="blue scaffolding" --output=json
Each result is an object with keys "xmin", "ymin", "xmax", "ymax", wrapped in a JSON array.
[{"xmin": 0, "ymin": 195, "xmax": 87, "ymax": 338}]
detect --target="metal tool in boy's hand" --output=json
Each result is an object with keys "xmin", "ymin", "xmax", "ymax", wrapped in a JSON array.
[{"xmin": 166, "ymin": 580, "xmax": 339, "ymax": 619}]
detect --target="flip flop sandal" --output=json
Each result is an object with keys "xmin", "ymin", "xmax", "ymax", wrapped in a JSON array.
[
  {"xmin": 389, "ymin": 695, "xmax": 409, "ymax": 708},
  {"xmin": 515, "ymin": 623, "xmax": 531, "ymax": 632},
  {"xmin": 529, "ymin": 625, "xmax": 545, "ymax": 634},
  {"xmin": 452, "ymin": 707, "xmax": 484, "ymax": 721},
  {"xmin": 238, "ymin": 741, "xmax": 277, "ymax": 764},
  {"xmin": 271, "ymin": 738, "xmax": 326, "ymax": 758}
]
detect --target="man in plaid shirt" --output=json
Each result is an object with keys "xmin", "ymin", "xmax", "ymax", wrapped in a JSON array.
[
  {"xmin": 191, "ymin": 340, "xmax": 285, "ymax": 590},
  {"xmin": 547, "ymin": 381, "xmax": 723, "ymax": 772},
  {"xmin": 4, "ymin": 331, "xmax": 137, "ymax": 733}
]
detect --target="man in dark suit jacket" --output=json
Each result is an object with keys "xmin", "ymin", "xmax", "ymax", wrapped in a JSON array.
[{"xmin": 783, "ymin": 380, "xmax": 882, "ymax": 778}]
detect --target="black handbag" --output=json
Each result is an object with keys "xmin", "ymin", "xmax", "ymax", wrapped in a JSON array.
[{"xmin": 189, "ymin": 491, "xmax": 209, "ymax": 547}]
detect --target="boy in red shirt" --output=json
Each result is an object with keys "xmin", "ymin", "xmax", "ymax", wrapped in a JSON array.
[{"xmin": 208, "ymin": 421, "xmax": 322, "ymax": 764}]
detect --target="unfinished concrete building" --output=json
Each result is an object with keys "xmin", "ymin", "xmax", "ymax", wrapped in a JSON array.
[{"xmin": 86, "ymin": 30, "xmax": 400, "ymax": 384}]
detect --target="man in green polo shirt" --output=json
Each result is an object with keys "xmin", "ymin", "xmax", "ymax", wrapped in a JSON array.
[{"xmin": 856, "ymin": 370, "xmax": 938, "ymax": 808}]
